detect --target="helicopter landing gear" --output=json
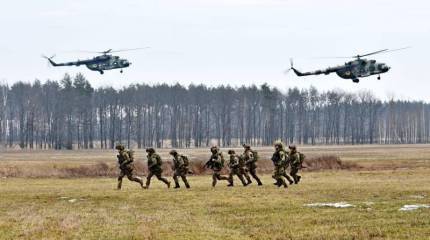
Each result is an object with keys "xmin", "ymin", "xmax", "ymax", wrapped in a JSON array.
[
  {"xmin": 352, "ymin": 78, "xmax": 359, "ymax": 83},
  {"xmin": 120, "ymin": 69, "xmax": 123, "ymax": 73},
  {"xmin": 99, "ymin": 70, "xmax": 104, "ymax": 75},
  {"xmin": 377, "ymin": 75, "xmax": 381, "ymax": 80}
]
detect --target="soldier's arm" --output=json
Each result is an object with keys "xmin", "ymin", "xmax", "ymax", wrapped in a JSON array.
[
  {"xmin": 121, "ymin": 152, "xmax": 131, "ymax": 166},
  {"xmin": 176, "ymin": 157, "xmax": 184, "ymax": 168}
]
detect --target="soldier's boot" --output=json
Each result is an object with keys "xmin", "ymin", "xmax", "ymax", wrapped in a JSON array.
[
  {"xmin": 227, "ymin": 174, "xmax": 234, "ymax": 187},
  {"xmin": 183, "ymin": 179, "xmax": 191, "ymax": 188},
  {"xmin": 252, "ymin": 173, "xmax": 263, "ymax": 185},
  {"xmin": 212, "ymin": 174, "xmax": 217, "ymax": 187},
  {"xmin": 173, "ymin": 175, "xmax": 180, "ymax": 188},
  {"xmin": 244, "ymin": 173, "xmax": 252, "ymax": 185},
  {"xmin": 293, "ymin": 175, "xmax": 299, "ymax": 184},
  {"xmin": 117, "ymin": 179, "xmax": 122, "ymax": 190},
  {"xmin": 281, "ymin": 178, "xmax": 288, "ymax": 188},
  {"xmin": 255, "ymin": 177, "xmax": 263, "ymax": 186},
  {"xmin": 238, "ymin": 175, "xmax": 248, "ymax": 186},
  {"xmin": 135, "ymin": 177, "xmax": 145, "ymax": 189},
  {"xmin": 145, "ymin": 178, "xmax": 151, "ymax": 189},
  {"xmin": 296, "ymin": 175, "xmax": 301, "ymax": 184},
  {"xmin": 284, "ymin": 174, "xmax": 294, "ymax": 185}
]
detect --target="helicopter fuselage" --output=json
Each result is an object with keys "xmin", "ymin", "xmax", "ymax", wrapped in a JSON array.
[
  {"xmin": 46, "ymin": 54, "xmax": 131, "ymax": 74},
  {"xmin": 292, "ymin": 58, "xmax": 390, "ymax": 83}
]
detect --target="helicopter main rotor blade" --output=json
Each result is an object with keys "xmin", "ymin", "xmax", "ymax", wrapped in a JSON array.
[
  {"xmin": 108, "ymin": 47, "xmax": 150, "ymax": 53},
  {"xmin": 356, "ymin": 49, "xmax": 389, "ymax": 58},
  {"xmin": 69, "ymin": 47, "xmax": 150, "ymax": 54}
]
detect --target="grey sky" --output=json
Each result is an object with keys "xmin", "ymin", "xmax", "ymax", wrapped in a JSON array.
[{"xmin": 1, "ymin": 0, "xmax": 429, "ymax": 100}]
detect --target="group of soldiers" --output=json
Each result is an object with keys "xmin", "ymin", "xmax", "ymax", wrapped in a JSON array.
[{"xmin": 115, "ymin": 141, "xmax": 303, "ymax": 190}]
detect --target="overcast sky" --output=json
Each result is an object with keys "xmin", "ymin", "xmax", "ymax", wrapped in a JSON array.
[{"xmin": 0, "ymin": 0, "xmax": 429, "ymax": 100}]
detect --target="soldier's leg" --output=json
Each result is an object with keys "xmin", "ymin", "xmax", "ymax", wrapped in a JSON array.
[
  {"xmin": 249, "ymin": 168, "xmax": 263, "ymax": 185},
  {"xmin": 282, "ymin": 172, "xmax": 294, "ymax": 185},
  {"xmin": 290, "ymin": 167, "xmax": 300, "ymax": 184},
  {"xmin": 227, "ymin": 172, "xmax": 234, "ymax": 187},
  {"xmin": 212, "ymin": 172, "xmax": 218, "ymax": 187},
  {"xmin": 126, "ymin": 173, "xmax": 144, "ymax": 188},
  {"xmin": 145, "ymin": 172, "xmax": 154, "ymax": 188},
  {"xmin": 237, "ymin": 173, "xmax": 247, "ymax": 186},
  {"xmin": 217, "ymin": 173, "xmax": 230, "ymax": 181},
  {"xmin": 180, "ymin": 174, "xmax": 190, "ymax": 188},
  {"xmin": 117, "ymin": 171, "xmax": 125, "ymax": 190},
  {"xmin": 242, "ymin": 169, "xmax": 252, "ymax": 185},
  {"xmin": 173, "ymin": 171, "xmax": 181, "ymax": 188},
  {"xmin": 156, "ymin": 172, "xmax": 171, "ymax": 188}
]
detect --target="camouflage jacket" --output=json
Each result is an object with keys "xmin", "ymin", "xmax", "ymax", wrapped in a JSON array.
[
  {"xmin": 228, "ymin": 154, "xmax": 241, "ymax": 169},
  {"xmin": 243, "ymin": 149, "xmax": 257, "ymax": 169},
  {"xmin": 118, "ymin": 150, "xmax": 132, "ymax": 166},
  {"xmin": 147, "ymin": 153, "xmax": 162, "ymax": 171},
  {"xmin": 208, "ymin": 152, "xmax": 224, "ymax": 171},
  {"xmin": 289, "ymin": 150, "xmax": 300, "ymax": 166},
  {"xmin": 173, "ymin": 155, "xmax": 188, "ymax": 170},
  {"xmin": 272, "ymin": 149, "xmax": 288, "ymax": 167}
]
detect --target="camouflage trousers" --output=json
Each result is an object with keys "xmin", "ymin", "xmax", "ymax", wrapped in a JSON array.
[
  {"xmin": 272, "ymin": 165, "xmax": 289, "ymax": 188},
  {"xmin": 212, "ymin": 169, "xmax": 229, "ymax": 187},
  {"xmin": 173, "ymin": 168, "xmax": 190, "ymax": 188},
  {"xmin": 290, "ymin": 164, "xmax": 301, "ymax": 184},
  {"xmin": 228, "ymin": 168, "xmax": 247, "ymax": 186},
  {"xmin": 146, "ymin": 170, "xmax": 170, "ymax": 188},
  {"xmin": 245, "ymin": 167, "xmax": 263, "ymax": 185},
  {"xmin": 117, "ymin": 167, "xmax": 144, "ymax": 189}
]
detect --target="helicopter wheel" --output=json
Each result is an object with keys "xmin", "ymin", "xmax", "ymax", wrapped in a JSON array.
[
  {"xmin": 120, "ymin": 69, "xmax": 123, "ymax": 73},
  {"xmin": 352, "ymin": 79, "xmax": 359, "ymax": 83},
  {"xmin": 377, "ymin": 75, "xmax": 381, "ymax": 80},
  {"xmin": 99, "ymin": 70, "xmax": 104, "ymax": 75}
]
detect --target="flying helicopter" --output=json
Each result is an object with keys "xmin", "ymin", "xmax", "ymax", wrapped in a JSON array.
[
  {"xmin": 287, "ymin": 48, "xmax": 409, "ymax": 83},
  {"xmin": 42, "ymin": 48, "xmax": 147, "ymax": 74}
]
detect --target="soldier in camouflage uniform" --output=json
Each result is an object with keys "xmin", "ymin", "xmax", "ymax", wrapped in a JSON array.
[
  {"xmin": 271, "ymin": 142, "xmax": 290, "ymax": 189},
  {"xmin": 205, "ymin": 146, "xmax": 230, "ymax": 187},
  {"xmin": 145, "ymin": 148, "xmax": 171, "ymax": 189},
  {"xmin": 115, "ymin": 144, "xmax": 144, "ymax": 189},
  {"xmin": 169, "ymin": 150, "xmax": 191, "ymax": 189},
  {"xmin": 288, "ymin": 145, "xmax": 302, "ymax": 184},
  {"xmin": 242, "ymin": 144, "xmax": 263, "ymax": 186},
  {"xmin": 227, "ymin": 150, "xmax": 248, "ymax": 187}
]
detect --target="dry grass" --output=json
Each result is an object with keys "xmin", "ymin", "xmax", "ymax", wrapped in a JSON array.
[
  {"xmin": 1, "ymin": 144, "xmax": 430, "ymax": 178},
  {"xmin": 1, "ymin": 170, "xmax": 429, "ymax": 240}
]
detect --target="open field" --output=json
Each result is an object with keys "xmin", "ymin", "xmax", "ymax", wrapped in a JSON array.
[{"xmin": 1, "ymin": 145, "xmax": 430, "ymax": 239}]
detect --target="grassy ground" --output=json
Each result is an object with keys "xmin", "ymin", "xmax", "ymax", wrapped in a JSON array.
[{"xmin": 1, "ymin": 145, "xmax": 430, "ymax": 239}]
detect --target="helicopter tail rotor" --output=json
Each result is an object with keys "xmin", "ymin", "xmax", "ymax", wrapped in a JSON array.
[
  {"xmin": 284, "ymin": 58, "xmax": 295, "ymax": 74},
  {"xmin": 42, "ymin": 54, "xmax": 58, "ymax": 66}
]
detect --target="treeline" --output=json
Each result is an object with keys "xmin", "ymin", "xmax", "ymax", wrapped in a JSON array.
[{"xmin": 1, "ymin": 73, "xmax": 429, "ymax": 150}]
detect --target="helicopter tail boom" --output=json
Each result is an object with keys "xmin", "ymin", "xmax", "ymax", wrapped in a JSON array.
[{"xmin": 42, "ymin": 55, "xmax": 61, "ymax": 66}]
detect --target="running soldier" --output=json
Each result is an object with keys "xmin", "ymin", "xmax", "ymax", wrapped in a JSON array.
[
  {"xmin": 227, "ymin": 150, "xmax": 248, "ymax": 187},
  {"xmin": 145, "ymin": 148, "xmax": 171, "ymax": 189},
  {"xmin": 271, "ymin": 141, "xmax": 290, "ymax": 189},
  {"xmin": 169, "ymin": 150, "xmax": 191, "ymax": 189},
  {"xmin": 115, "ymin": 144, "xmax": 144, "ymax": 190},
  {"xmin": 205, "ymin": 146, "xmax": 230, "ymax": 187},
  {"xmin": 288, "ymin": 145, "xmax": 302, "ymax": 184},
  {"xmin": 242, "ymin": 144, "xmax": 263, "ymax": 186}
]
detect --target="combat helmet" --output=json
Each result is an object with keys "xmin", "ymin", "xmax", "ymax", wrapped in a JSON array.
[
  {"xmin": 242, "ymin": 143, "xmax": 251, "ymax": 149},
  {"xmin": 273, "ymin": 140, "xmax": 285, "ymax": 150},
  {"xmin": 169, "ymin": 149, "xmax": 178, "ymax": 155},
  {"xmin": 210, "ymin": 146, "xmax": 219, "ymax": 153},
  {"xmin": 228, "ymin": 149, "xmax": 235, "ymax": 154},
  {"xmin": 288, "ymin": 144, "xmax": 297, "ymax": 150},
  {"xmin": 146, "ymin": 147, "xmax": 155, "ymax": 153},
  {"xmin": 115, "ymin": 144, "xmax": 125, "ymax": 151}
]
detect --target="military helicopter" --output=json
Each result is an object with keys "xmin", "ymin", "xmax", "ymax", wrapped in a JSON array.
[
  {"xmin": 42, "ymin": 48, "xmax": 147, "ymax": 74},
  {"xmin": 287, "ymin": 48, "xmax": 408, "ymax": 83}
]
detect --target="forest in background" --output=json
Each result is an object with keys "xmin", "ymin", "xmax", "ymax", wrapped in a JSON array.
[{"xmin": 1, "ymin": 73, "xmax": 429, "ymax": 150}]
